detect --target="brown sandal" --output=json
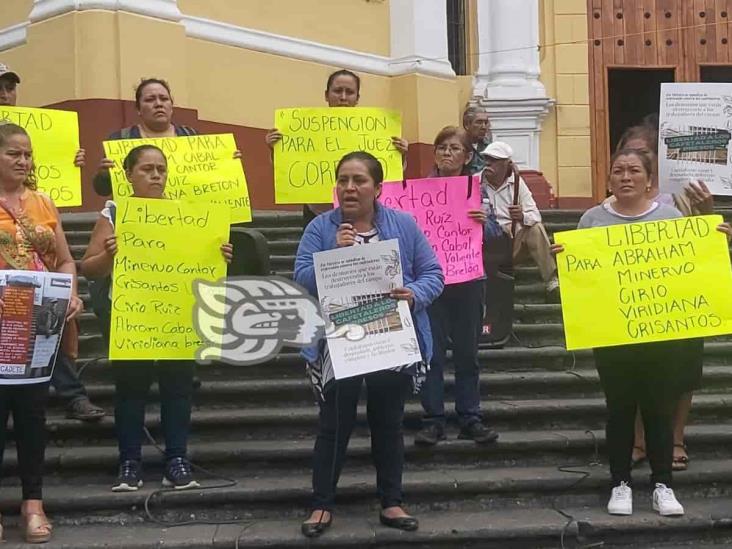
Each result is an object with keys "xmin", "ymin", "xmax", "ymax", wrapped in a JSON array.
[
  {"xmin": 673, "ymin": 443, "xmax": 689, "ymax": 471},
  {"xmin": 631, "ymin": 445, "xmax": 646, "ymax": 468},
  {"xmin": 21, "ymin": 512, "xmax": 52, "ymax": 544}
]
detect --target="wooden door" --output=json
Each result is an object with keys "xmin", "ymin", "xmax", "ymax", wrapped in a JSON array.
[{"xmin": 588, "ymin": 0, "xmax": 732, "ymax": 201}]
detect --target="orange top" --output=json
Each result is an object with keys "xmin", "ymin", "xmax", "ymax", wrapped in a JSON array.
[{"xmin": 0, "ymin": 189, "xmax": 57, "ymax": 272}]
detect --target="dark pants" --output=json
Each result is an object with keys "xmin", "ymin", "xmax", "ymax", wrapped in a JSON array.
[
  {"xmin": 421, "ymin": 280, "xmax": 483, "ymax": 429},
  {"xmin": 50, "ymin": 352, "xmax": 87, "ymax": 404},
  {"xmin": 594, "ymin": 342, "xmax": 678, "ymax": 488},
  {"xmin": 114, "ymin": 360, "xmax": 194, "ymax": 462},
  {"xmin": 312, "ymin": 370, "xmax": 410, "ymax": 511},
  {"xmin": 0, "ymin": 383, "xmax": 50, "ymax": 500}
]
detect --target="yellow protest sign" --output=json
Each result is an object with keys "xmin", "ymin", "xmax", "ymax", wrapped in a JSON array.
[
  {"xmin": 555, "ymin": 215, "xmax": 732, "ymax": 350},
  {"xmin": 0, "ymin": 106, "xmax": 81, "ymax": 207},
  {"xmin": 103, "ymin": 133, "xmax": 251, "ymax": 223},
  {"xmin": 273, "ymin": 107, "xmax": 403, "ymax": 203},
  {"xmin": 109, "ymin": 197, "xmax": 229, "ymax": 360}
]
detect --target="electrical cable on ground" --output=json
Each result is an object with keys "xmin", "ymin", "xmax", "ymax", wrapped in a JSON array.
[{"xmin": 76, "ymin": 359, "xmax": 259, "ymax": 538}]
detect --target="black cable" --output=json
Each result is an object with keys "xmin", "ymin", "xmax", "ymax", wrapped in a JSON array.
[
  {"xmin": 141, "ymin": 425, "xmax": 251, "ymax": 528},
  {"xmin": 552, "ymin": 430, "xmax": 605, "ymax": 549},
  {"xmin": 76, "ymin": 361, "xmax": 257, "ymax": 532}
]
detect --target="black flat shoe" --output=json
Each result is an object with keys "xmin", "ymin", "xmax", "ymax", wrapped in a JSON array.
[
  {"xmin": 301, "ymin": 511, "xmax": 332, "ymax": 538},
  {"xmin": 379, "ymin": 512, "xmax": 418, "ymax": 531}
]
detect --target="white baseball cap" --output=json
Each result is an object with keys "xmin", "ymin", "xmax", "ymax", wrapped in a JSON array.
[
  {"xmin": 0, "ymin": 63, "xmax": 20, "ymax": 84},
  {"xmin": 480, "ymin": 141, "xmax": 513, "ymax": 159}
]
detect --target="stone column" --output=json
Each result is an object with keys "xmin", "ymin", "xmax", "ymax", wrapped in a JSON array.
[
  {"xmin": 472, "ymin": 0, "xmax": 553, "ymax": 170},
  {"xmin": 389, "ymin": 0, "xmax": 455, "ymax": 78}
]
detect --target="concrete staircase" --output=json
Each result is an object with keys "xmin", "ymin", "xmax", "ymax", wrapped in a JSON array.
[{"xmin": 1, "ymin": 209, "xmax": 732, "ymax": 548}]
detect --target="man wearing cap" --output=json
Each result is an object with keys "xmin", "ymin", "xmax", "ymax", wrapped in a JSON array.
[
  {"xmin": 0, "ymin": 63, "xmax": 104, "ymax": 422},
  {"xmin": 462, "ymin": 104, "xmax": 493, "ymax": 175},
  {"xmin": 0, "ymin": 64, "xmax": 20, "ymax": 106},
  {"xmin": 480, "ymin": 141, "xmax": 560, "ymax": 301}
]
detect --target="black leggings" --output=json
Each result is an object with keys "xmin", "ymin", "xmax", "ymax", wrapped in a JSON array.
[
  {"xmin": 311, "ymin": 370, "xmax": 410, "ymax": 511},
  {"xmin": 594, "ymin": 341, "xmax": 680, "ymax": 488},
  {"xmin": 0, "ymin": 382, "xmax": 50, "ymax": 500}
]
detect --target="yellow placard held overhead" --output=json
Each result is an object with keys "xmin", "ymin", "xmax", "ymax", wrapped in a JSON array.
[
  {"xmin": 103, "ymin": 134, "xmax": 251, "ymax": 223},
  {"xmin": 109, "ymin": 197, "xmax": 229, "ymax": 360},
  {"xmin": 0, "ymin": 106, "xmax": 81, "ymax": 207},
  {"xmin": 555, "ymin": 215, "xmax": 732, "ymax": 350},
  {"xmin": 273, "ymin": 107, "xmax": 403, "ymax": 204}
]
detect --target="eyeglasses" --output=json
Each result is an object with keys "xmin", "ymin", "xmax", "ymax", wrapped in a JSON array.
[{"xmin": 436, "ymin": 145, "xmax": 465, "ymax": 154}]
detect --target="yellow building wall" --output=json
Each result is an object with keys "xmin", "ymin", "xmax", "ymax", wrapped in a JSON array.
[
  {"xmin": 178, "ymin": 0, "xmax": 391, "ymax": 56},
  {"xmin": 539, "ymin": 0, "xmax": 592, "ymax": 200},
  {"xmin": 0, "ymin": 0, "xmax": 32, "ymax": 30},
  {"xmin": 2, "ymin": 8, "xmax": 458, "ymax": 146}
]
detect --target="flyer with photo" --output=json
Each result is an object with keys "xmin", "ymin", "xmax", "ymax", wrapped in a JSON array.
[
  {"xmin": 659, "ymin": 83, "xmax": 732, "ymax": 196},
  {"xmin": 0, "ymin": 271, "xmax": 72, "ymax": 385},
  {"xmin": 313, "ymin": 239, "xmax": 422, "ymax": 379}
]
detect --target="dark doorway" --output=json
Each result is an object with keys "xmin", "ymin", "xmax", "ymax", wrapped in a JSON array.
[
  {"xmin": 446, "ymin": 0, "xmax": 468, "ymax": 75},
  {"xmin": 607, "ymin": 68, "xmax": 675, "ymax": 152},
  {"xmin": 700, "ymin": 65, "xmax": 732, "ymax": 82}
]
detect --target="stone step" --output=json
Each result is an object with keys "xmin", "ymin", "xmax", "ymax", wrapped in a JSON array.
[
  {"xmin": 3, "ymin": 459, "xmax": 732, "ymax": 523},
  {"xmin": 7, "ymin": 424, "xmax": 732, "ymax": 476},
  {"xmin": 34, "ymin": 393, "xmax": 732, "ymax": 442},
  {"xmin": 69, "ymin": 341, "xmax": 732, "ymax": 381},
  {"xmin": 3, "ymin": 500, "xmax": 732, "ymax": 549},
  {"xmin": 47, "ymin": 366, "xmax": 732, "ymax": 407}
]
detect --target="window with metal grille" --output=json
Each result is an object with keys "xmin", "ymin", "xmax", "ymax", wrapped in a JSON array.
[{"xmin": 446, "ymin": 0, "xmax": 468, "ymax": 75}]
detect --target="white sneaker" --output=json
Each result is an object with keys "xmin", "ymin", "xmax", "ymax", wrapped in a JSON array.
[
  {"xmin": 652, "ymin": 483, "xmax": 684, "ymax": 516},
  {"xmin": 546, "ymin": 277, "xmax": 560, "ymax": 293},
  {"xmin": 607, "ymin": 481, "xmax": 633, "ymax": 515}
]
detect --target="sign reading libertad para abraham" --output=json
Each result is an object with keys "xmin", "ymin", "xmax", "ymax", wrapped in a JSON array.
[
  {"xmin": 274, "ymin": 107, "xmax": 403, "ymax": 204},
  {"xmin": 555, "ymin": 215, "xmax": 732, "ymax": 350}
]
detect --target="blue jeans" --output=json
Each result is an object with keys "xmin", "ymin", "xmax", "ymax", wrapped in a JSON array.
[
  {"xmin": 50, "ymin": 352, "xmax": 87, "ymax": 404},
  {"xmin": 114, "ymin": 360, "xmax": 194, "ymax": 462},
  {"xmin": 421, "ymin": 279, "xmax": 483, "ymax": 429}
]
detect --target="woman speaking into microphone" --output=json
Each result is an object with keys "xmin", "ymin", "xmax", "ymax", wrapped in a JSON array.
[{"xmin": 294, "ymin": 151, "xmax": 443, "ymax": 537}]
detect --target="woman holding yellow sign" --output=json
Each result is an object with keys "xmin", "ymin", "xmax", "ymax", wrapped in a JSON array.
[
  {"xmin": 265, "ymin": 69, "xmax": 409, "ymax": 226},
  {"xmin": 0, "ymin": 122, "xmax": 84, "ymax": 544},
  {"xmin": 91, "ymin": 79, "xmax": 198, "ymax": 197},
  {"xmin": 614, "ymin": 123, "xmax": 714, "ymax": 473},
  {"xmin": 553, "ymin": 148, "xmax": 730, "ymax": 519},
  {"xmin": 81, "ymin": 144, "xmax": 232, "ymax": 493}
]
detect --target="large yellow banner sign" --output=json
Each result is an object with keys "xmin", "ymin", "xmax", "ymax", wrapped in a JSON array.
[
  {"xmin": 109, "ymin": 197, "xmax": 229, "ymax": 360},
  {"xmin": 103, "ymin": 134, "xmax": 251, "ymax": 223},
  {"xmin": 554, "ymin": 215, "xmax": 732, "ymax": 350},
  {"xmin": 273, "ymin": 107, "xmax": 403, "ymax": 204},
  {"xmin": 0, "ymin": 106, "xmax": 81, "ymax": 207}
]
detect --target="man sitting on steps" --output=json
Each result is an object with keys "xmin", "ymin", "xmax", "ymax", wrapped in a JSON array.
[{"xmin": 479, "ymin": 142, "xmax": 560, "ymax": 303}]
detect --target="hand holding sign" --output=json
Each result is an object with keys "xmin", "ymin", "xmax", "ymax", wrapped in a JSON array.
[
  {"xmin": 555, "ymin": 215, "xmax": 732, "ymax": 350},
  {"xmin": 273, "ymin": 107, "xmax": 403, "ymax": 204},
  {"xmin": 0, "ymin": 106, "xmax": 81, "ymax": 206},
  {"xmin": 103, "ymin": 134, "xmax": 251, "ymax": 223}
]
